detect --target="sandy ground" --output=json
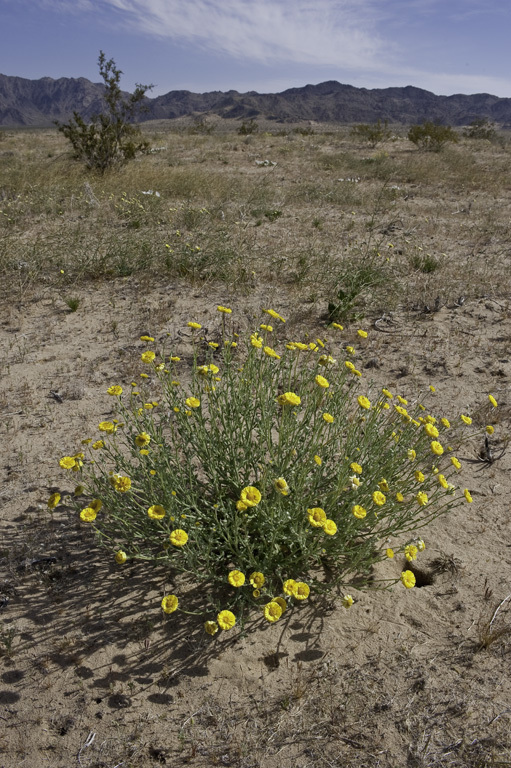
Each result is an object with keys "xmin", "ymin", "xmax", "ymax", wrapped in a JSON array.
[{"xmin": 1, "ymin": 278, "xmax": 510, "ymax": 768}]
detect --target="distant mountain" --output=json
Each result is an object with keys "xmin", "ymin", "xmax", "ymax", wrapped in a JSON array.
[{"xmin": 1, "ymin": 73, "xmax": 511, "ymax": 127}]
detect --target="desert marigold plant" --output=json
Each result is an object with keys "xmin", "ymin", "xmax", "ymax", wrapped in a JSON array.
[{"xmin": 57, "ymin": 307, "xmax": 489, "ymax": 634}]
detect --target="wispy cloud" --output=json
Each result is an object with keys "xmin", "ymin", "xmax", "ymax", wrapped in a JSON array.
[{"xmin": 97, "ymin": 0, "xmax": 392, "ymax": 71}]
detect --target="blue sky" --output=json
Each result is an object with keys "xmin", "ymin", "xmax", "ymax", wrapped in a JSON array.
[{"xmin": 1, "ymin": 0, "xmax": 510, "ymax": 97}]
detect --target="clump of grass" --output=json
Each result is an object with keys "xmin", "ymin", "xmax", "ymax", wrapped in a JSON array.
[
  {"xmin": 0, "ymin": 623, "xmax": 17, "ymax": 658},
  {"xmin": 55, "ymin": 307, "xmax": 488, "ymax": 637},
  {"xmin": 411, "ymin": 254, "xmax": 440, "ymax": 273},
  {"xmin": 64, "ymin": 296, "xmax": 81, "ymax": 312},
  {"xmin": 477, "ymin": 593, "xmax": 511, "ymax": 651}
]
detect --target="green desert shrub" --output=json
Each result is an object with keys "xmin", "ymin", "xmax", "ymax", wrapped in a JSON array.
[
  {"xmin": 56, "ymin": 51, "xmax": 152, "ymax": 173},
  {"xmin": 408, "ymin": 122, "xmax": 459, "ymax": 152},
  {"xmin": 351, "ymin": 120, "xmax": 392, "ymax": 148}
]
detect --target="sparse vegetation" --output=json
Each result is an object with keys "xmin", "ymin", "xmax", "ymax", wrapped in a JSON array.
[{"xmin": 1, "ymin": 118, "xmax": 511, "ymax": 768}]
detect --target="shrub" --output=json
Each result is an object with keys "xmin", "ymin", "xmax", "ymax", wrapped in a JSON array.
[
  {"xmin": 56, "ymin": 51, "xmax": 153, "ymax": 173},
  {"xmin": 407, "ymin": 122, "xmax": 459, "ymax": 152},
  {"xmin": 57, "ymin": 307, "xmax": 487, "ymax": 635},
  {"xmin": 463, "ymin": 118, "xmax": 496, "ymax": 141},
  {"xmin": 238, "ymin": 119, "xmax": 259, "ymax": 135},
  {"xmin": 351, "ymin": 120, "xmax": 392, "ymax": 148}
]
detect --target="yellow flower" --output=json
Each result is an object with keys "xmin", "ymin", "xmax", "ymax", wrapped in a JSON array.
[
  {"xmin": 486, "ymin": 425, "xmax": 494, "ymax": 435},
  {"xmin": 437, "ymin": 474, "xmax": 449, "ymax": 489},
  {"xmin": 315, "ymin": 375, "xmax": 329, "ymax": 388},
  {"xmin": 264, "ymin": 601, "xmax": 283, "ymax": 622},
  {"xmin": 350, "ymin": 462, "xmax": 362, "ymax": 474},
  {"xmin": 185, "ymin": 397, "xmax": 200, "ymax": 408},
  {"xmin": 396, "ymin": 492, "xmax": 404, "ymax": 502},
  {"xmin": 400, "ymin": 570, "xmax": 416, "ymax": 589},
  {"xmin": 357, "ymin": 329, "xmax": 368, "ymax": 338},
  {"xmin": 429, "ymin": 385, "xmax": 436, "ymax": 393},
  {"xmin": 263, "ymin": 308, "xmax": 285, "ymax": 322},
  {"xmin": 346, "ymin": 346, "xmax": 355, "ymax": 355},
  {"xmin": 407, "ymin": 449, "xmax": 416, "ymax": 461},
  {"xmin": 249, "ymin": 572, "xmax": 265, "ymax": 588},
  {"xmin": 140, "ymin": 335, "xmax": 154, "ymax": 342},
  {"xmin": 464, "ymin": 488, "xmax": 473, "ymax": 503},
  {"xmin": 318, "ymin": 354, "xmax": 336, "ymax": 366},
  {"xmin": 141, "ymin": 350, "xmax": 156, "ymax": 364},
  {"xmin": 115, "ymin": 550, "xmax": 127, "ymax": 564},
  {"xmin": 417, "ymin": 539, "xmax": 426, "ymax": 551},
  {"xmin": 217, "ymin": 610, "xmax": 236, "ymax": 630},
  {"xmin": 148, "ymin": 505, "xmax": 166, "ymax": 520},
  {"xmin": 416, "ymin": 491, "xmax": 428, "ymax": 506},
  {"xmin": 342, "ymin": 595, "xmax": 354, "ymax": 608},
  {"xmin": 59, "ymin": 456, "xmax": 76, "ymax": 469},
  {"xmin": 451, "ymin": 456, "xmax": 462, "ymax": 470},
  {"xmin": 228, "ymin": 570, "xmax": 245, "ymax": 587},
  {"xmin": 386, "ymin": 548, "xmax": 394, "ymax": 559},
  {"xmin": 169, "ymin": 529, "xmax": 188, "ymax": 546},
  {"xmin": 397, "ymin": 396, "xmax": 408, "ymax": 405},
  {"xmin": 308, "ymin": 507, "xmax": 327, "ymax": 527},
  {"xmin": 47, "ymin": 492, "xmax": 61, "ymax": 509},
  {"xmin": 277, "ymin": 391, "xmax": 301, "ymax": 406},
  {"xmin": 217, "ymin": 305, "xmax": 232, "ymax": 314},
  {"xmin": 240, "ymin": 486, "xmax": 262, "ymax": 507},
  {"xmin": 236, "ymin": 500, "xmax": 248, "ymax": 511},
  {"xmin": 424, "ymin": 423, "xmax": 439, "ymax": 438},
  {"xmin": 357, "ymin": 395, "xmax": 371, "ymax": 410},
  {"xmin": 89, "ymin": 499, "xmax": 102, "ymax": 513},
  {"xmin": 74, "ymin": 485, "xmax": 85, "ymax": 496},
  {"xmin": 111, "ymin": 475, "xmax": 131, "ymax": 493},
  {"xmin": 274, "ymin": 597, "xmax": 287, "ymax": 612},
  {"xmin": 98, "ymin": 421, "xmax": 115, "ymax": 433},
  {"xmin": 250, "ymin": 333, "xmax": 263, "ymax": 348},
  {"xmin": 378, "ymin": 478, "xmax": 390, "ymax": 493},
  {"xmin": 488, "ymin": 394, "xmax": 498, "ymax": 408},
  {"xmin": 161, "ymin": 595, "xmax": 179, "ymax": 614},
  {"xmin": 260, "ymin": 324, "xmax": 273, "ymax": 332},
  {"xmin": 322, "ymin": 412, "xmax": 334, "ymax": 423},
  {"xmin": 430, "ymin": 441, "xmax": 444, "ymax": 456},
  {"xmin": 293, "ymin": 582, "xmax": 310, "ymax": 600},
  {"xmin": 349, "ymin": 475, "xmax": 361, "ymax": 490},
  {"xmin": 332, "ymin": 322, "xmax": 343, "ymax": 330},
  {"xmin": 204, "ymin": 620, "xmax": 219, "ymax": 635},
  {"xmin": 274, "ymin": 477, "xmax": 290, "ymax": 495},
  {"xmin": 80, "ymin": 507, "xmax": 97, "ymax": 522},
  {"xmin": 92, "ymin": 440, "xmax": 103, "ymax": 450},
  {"xmin": 372, "ymin": 491, "xmax": 386, "ymax": 506},
  {"xmin": 264, "ymin": 346, "xmax": 281, "ymax": 359},
  {"xmin": 352, "ymin": 504, "xmax": 367, "ymax": 520},
  {"xmin": 323, "ymin": 519, "xmax": 337, "ymax": 535},
  {"xmin": 314, "ymin": 455, "xmax": 322, "ymax": 466},
  {"xmin": 135, "ymin": 432, "xmax": 151, "ymax": 447},
  {"xmin": 187, "ymin": 322, "xmax": 202, "ymax": 329},
  {"xmin": 460, "ymin": 414, "xmax": 472, "ymax": 425},
  {"xmin": 382, "ymin": 388, "xmax": 393, "ymax": 399},
  {"xmin": 107, "ymin": 385, "xmax": 123, "ymax": 396},
  {"xmin": 441, "ymin": 417, "xmax": 451, "ymax": 428},
  {"xmin": 404, "ymin": 544, "xmax": 418, "ymax": 562},
  {"xmin": 414, "ymin": 471, "xmax": 425, "ymax": 483},
  {"xmin": 283, "ymin": 579, "xmax": 297, "ymax": 596},
  {"xmin": 345, "ymin": 360, "xmax": 356, "ymax": 372}
]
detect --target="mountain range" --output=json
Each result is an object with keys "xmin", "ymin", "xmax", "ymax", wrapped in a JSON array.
[{"xmin": 1, "ymin": 73, "xmax": 511, "ymax": 127}]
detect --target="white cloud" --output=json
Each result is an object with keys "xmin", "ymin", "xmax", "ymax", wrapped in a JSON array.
[{"xmin": 100, "ymin": 0, "xmax": 392, "ymax": 71}]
